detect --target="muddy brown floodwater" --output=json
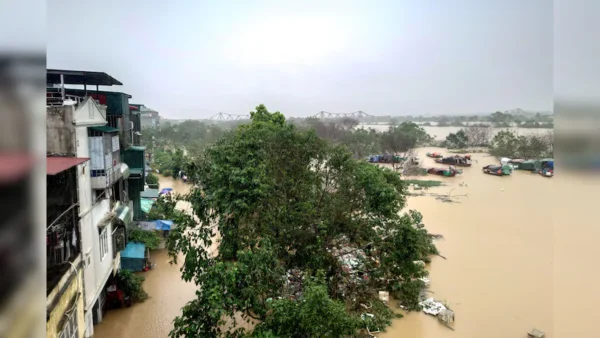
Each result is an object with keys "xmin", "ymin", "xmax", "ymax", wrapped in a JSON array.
[
  {"xmin": 93, "ymin": 176, "xmax": 197, "ymax": 338},
  {"xmin": 96, "ymin": 150, "xmax": 554, "ymax": 337},
  {"xmin": 379, "ymin": 148, "xmax": 553, "ymax": 338}
]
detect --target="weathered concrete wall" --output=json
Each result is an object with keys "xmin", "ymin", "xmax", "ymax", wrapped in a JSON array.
[
  {"xmin": 46, "ymin": 255, "xmax": 85, "ymax": 338},
  {"xmin": 47, "ymin": 106, "xmax": 76, "ymax": 156}
]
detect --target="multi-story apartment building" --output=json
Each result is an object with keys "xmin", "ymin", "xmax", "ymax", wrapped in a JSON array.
[
  {"xmin": 46, "ymin": 156, "xmax": 89, "ymax": 338},
  {"xmin": 130, "ymin": 104, "xmax": 160, "ymax": 129},
  {"xmin": 47, "ymin": 69, "xmax": 131, "ymax": 337}
]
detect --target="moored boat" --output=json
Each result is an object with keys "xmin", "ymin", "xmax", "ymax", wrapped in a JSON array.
[
  {"xmin": 538, "ymin": 167, "xmax": 553, "ymax": 177},
  {"xmin": 482, "ymin": 164, "xmax": 511, "ymax": 176},
  {"xmin": 434, "ymin": 155, "xmax": 472, "ymax": 167},
  {"xmin": 426, "ymin": 152, "xmax": 444, "ymax": 158},
  {"xmin": 427, "ymin": 166, "xmax": 461, "ymax": 177}
]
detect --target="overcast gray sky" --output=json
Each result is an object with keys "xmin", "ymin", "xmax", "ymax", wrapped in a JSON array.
[{"xmin": 47, "ymin": 0, "xmax": 552, "ymax": 119}]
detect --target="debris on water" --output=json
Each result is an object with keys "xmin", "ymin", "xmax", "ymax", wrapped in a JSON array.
[
  {"xmin": 360, "ymin": 313, "xmax": 381, "ymax": 336},
  {"xmin": 413, "ymin": 260, "xmax": 426, "ymax": 267},
  {"xmin": 378, "ymin": 291, "xmax": 389, "ymax": 304},
  {"xmin": 527, "ymin": 328, "xmax": 545, "ymax": 338},
  {"xmin": 418, "ymin": 277, "xmax": 431, "ymax": 287},
  {"xmin": 419, "ymin": 298, "xmax": 446, "ymax": 316},
  {"xmin": 428, "ymin": 233, "xmax": 444, "ymax": 240}
]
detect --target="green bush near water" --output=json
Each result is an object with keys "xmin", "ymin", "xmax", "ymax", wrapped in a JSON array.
[
  {"xmin": 128, "ymin": 228, "xmax": 161, "ymax": 250},
  {"xmin": 115, "ymin": 270, "xmax": 148, "ymax": 303}
]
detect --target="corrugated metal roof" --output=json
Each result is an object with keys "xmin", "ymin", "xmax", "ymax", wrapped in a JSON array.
[
  {"xmin": 46, "ymin": 156, "xmax": 89, "ymax": 175},
  {"xmin": 140, "ymin": 189, "xmax": 159, "ymax": 199},
  {"xmin": 90, "ymin": 125, "xmax": 120, "ymax": 133},
  {"xmin": 46, "ymin": 69, "xmax": 123, "ymax": 86}
]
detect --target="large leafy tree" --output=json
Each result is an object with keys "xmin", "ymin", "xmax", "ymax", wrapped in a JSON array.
[
  {"xmin": 381, "ymin": 122, "xmax": 431, "ymax": 154},
  {"xmin": 167, "ymin": 105, "xmax": 437, "ymax": 337}
]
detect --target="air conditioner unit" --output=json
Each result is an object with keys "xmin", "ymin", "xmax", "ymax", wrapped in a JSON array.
[{"xmin": 52, "ymin": 241, "xmax": 66, "ymax": 265}]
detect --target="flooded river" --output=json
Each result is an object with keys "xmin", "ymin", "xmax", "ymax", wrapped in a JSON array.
[
  {"xmin": 359, "ymin": 124, "xmax": 552, "ymax": 141},
  {"xmin": 96, "ymin": 151, "xmax": 554, "ymax": 337},
  {"xmin": 378, "ymin": 147, "xmax": 553, "ymax": 338}
]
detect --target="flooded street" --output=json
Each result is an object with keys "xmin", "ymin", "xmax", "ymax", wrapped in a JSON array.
[
  {"xmin": 93, "ymin": 176, "xmax": 196, "ymax": 338},
  {"xmin": 96, "ymin": 151, "xmax": 554, "ymax": 338}
]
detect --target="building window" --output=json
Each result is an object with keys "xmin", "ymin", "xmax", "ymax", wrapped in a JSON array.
[
  {"xmin": 112, "ymin": 227, "xmax": 126, "ymax": 258},
  {"xmin": 58, "ymin": 307, "xmax": 79, "ymax": 338},
  {"xmin": 99, "ymin": 228, "xmax": 108, "ymax": 261}
]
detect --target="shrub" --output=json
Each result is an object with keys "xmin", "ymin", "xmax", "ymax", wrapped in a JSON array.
[{"xmin": 115, "ymin": 270, "xmax": 148, "ymax": 303}]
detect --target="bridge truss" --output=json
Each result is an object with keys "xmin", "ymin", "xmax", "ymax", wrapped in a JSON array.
[
  {"xmin": 209, "ymin": 112, "xmax": 251, "ymax": 121},
  {"xmin": 309, "ymin": 111, "xmax": 374, "ymax": 120}
]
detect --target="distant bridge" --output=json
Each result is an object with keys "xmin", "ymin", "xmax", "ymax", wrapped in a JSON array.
[
  {"xmin": 209, "ymin": 110, "xmax": 377, "ymax": 121},
  {"xmin": 209, "ymin": 112, "xmax": 250, "ymax": 121},
  {"xmin": 309, "ymin": 111, "xmax": 374, "ymax": 119}
]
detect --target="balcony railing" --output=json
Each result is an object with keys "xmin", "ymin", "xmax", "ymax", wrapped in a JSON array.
[
  {"xmin": 46, "ymin": 87, "xmax": 101, "ymax": 107},
  {"xmin": 90, "ymin": 163, "xmax": 123, "ymax": 190}
]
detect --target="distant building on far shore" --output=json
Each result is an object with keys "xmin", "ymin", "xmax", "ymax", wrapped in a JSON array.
[{"xmin": 131, "ymin": 104, "xmax": 160, "ymax": 128}]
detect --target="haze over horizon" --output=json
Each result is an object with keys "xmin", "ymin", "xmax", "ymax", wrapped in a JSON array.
[{"xmin": 47, "ymin": 0, "xmax": 552, "ymax": 119}]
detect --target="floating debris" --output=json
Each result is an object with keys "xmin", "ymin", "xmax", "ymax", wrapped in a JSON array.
[
  {"xmin": 413, "ymin": 260, "xmax": 426, "ymax": 267},
  {"xmin": 527, "ymin": 328, "xmax": 545, "ymax": 338},
  {"xmin": 437, "ymin": 309, "xmax": 455, "ymax": 324},
  {"xmin": 419, "ymin": 298, "xmax": 446, "ymax": 316},
  {"xmin": 418, "ymin": 277, "xmax": 431, "ymax": 287},
  {"xmin": 378, "ymin": 291, "xmax": 389, "ymax": 304},
  {"xmin": 428, "ymin": 233, "xmax": 444, "ymax": 240},
  {"xmin": 360, "ymin": 313, "xmax": 380, "ymax": 336}
]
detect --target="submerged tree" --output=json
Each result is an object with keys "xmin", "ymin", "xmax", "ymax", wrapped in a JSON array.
[
  {"xmin": 381, "ymin": 122, "xmax": 432, "ymax": 154},
  {"xmin": 167, "ymin": 105, "xmax": 437, "ymax": 337}
]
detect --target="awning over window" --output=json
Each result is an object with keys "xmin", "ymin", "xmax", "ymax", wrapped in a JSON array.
[
  {"xmin": 115, "ymin": 205, "xmax": 132, "ymax": 226},
  {"xmin": 47, "ymin": 156, "xmax": 89, "ymax": 175},
  {"xmin": 90, "ymin": 125, "xmax": 120, "ymax": 133}
]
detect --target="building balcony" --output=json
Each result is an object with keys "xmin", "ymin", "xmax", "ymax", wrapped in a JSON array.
[{"xmin": 90, "ymin": 163, "xmax": 124, "ymax": 190}]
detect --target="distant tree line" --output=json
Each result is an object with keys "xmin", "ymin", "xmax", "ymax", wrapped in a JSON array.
[
  {"xmin": 443, "ymin": 125, "xmax": 553, "ymax": 159},
  {"xmin": 293, "ymin": 117, "xmax": 434, "ymax": 159}
]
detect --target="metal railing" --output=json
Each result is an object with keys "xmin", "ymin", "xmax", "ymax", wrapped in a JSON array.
[{"xmin": 46, "ymin": 87, "xmax": 101, "ymax": 107}]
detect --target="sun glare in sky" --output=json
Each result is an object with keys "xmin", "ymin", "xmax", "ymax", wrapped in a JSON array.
[{"xmin": 226, "ymin": 15, "xmax": 352, "ymax": 69}]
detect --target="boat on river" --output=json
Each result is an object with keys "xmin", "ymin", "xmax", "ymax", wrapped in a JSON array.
[
  {"xmin": 427, "ymin": 166, "xmax": 461, "ymax": 177},
  {"xmin": 426, "ymin": 152, "xmax": 444, "ymax": 158},
  {"xmin": 434, "ymin": 155, "xmax": 472, "ymax": 167},
  {"xmin": 369, "ymin": 154, "xmax": 405, "ymax": 164},
  {"xmin": 538, "ymin": 167, "xmax": 553, "ymax": 177},
  {"xmin": 482, "ymin": 164, "xmax": 512, "ymax": 176}
]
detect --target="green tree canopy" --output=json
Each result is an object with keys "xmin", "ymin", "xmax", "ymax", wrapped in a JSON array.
[
  {"xmin": 381, "ymin": 122, "xmax": 432, "ymax": 153},
  {"xmin": 167, "ymin": 105, "xmax": 437, "ymax": 337}
]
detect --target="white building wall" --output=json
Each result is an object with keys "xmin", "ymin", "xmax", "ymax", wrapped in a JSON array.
[
  {"xmin": 71, "ymin": 99, "xmax": 114, "ymax": 337},
  {"xmin": 88, "ymin": 199, "xmax": 112, "ymax": 307}
]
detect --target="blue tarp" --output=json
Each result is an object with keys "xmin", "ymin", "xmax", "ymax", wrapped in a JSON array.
[
  {"xmin": 159, "ymin": 188, "xmax": 173, "ymax": 195},
  {"xmin": 120, "ymin": 242, "xmax": 146, "ymax": 271},
  {"xmin": 121, "ymin": 242, "xmax": 145, "ymax": 259},
  {"xmin": 155, "ymin": 220, "xmax": 174, "ymax": 230}
]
